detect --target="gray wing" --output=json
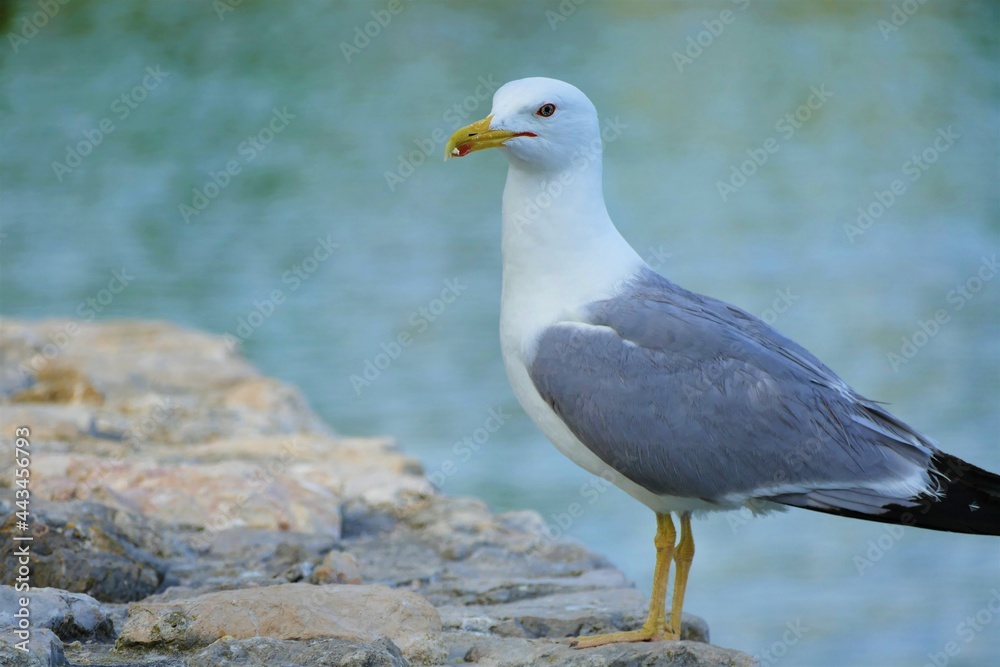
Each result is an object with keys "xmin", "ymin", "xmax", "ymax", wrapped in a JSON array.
[{"xmin": 528, "ymin": 268, "xmax": 939, "ymax": 509}]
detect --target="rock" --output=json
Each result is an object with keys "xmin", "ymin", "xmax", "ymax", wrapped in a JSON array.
[
  {"xmin": 311, "ymin": 550, "xmax": 363, "ymax": 585},
  {"xmin": 2, "ymin": 319, "xmax": 250, "ymax": 396},
  {"xmin": 44, "ymin": 455, "xmax": 345, "ymax": 535},
  {"xmin": 453, "ymin": 633, "xmax": 758, "ymax": 667},
  {"xmin": 190, "ymin": 528, "xmax": 340, "ymax": 587},
  {"xmin": 344, "ymin": 496, "xmax": 613, "ymax": 591},
  {"xmin": 187, "ymin": 636, "xmax": 410, "ymax": 667},
  {"xmin": 198, "ymin": 527, "xmax": 338, "ymax": 561},
  {"xmin": 117, "ymin": 582, "xmax": 444, "ymax": 662},
  {"xmin": 0, "ymin": 321, "xmax": 432, "ymax": 537},
  {"xmin": 0, "ymin": 587, "xmax": 114, "ymax": 643},
  {"xmin": 0, "ymin": 319, "xmax": 329, "ymax": 438},
  {"xmin": 423, "ymin": 568, "xmax": 631, "ymax": 607},
  {"xmin": 0, "ymin": 627, "xmax": 67, "ymax": 667},
  {"xmin": 9, "ymin": 364, "xmax": 103, "ymax": 405},
  {"xmin": 0, "ymin": 501, "xmax": 169, "ymax": 603},
  {"xmin": 438, "ymin": 587, "xmax": 708, "ymax": 643},
  {"xmin": 0, "ymin": 403, "xmax": 93, "ymax": 443},
  {"xmin": 9, "ymin": 435, "xmax": 431, "ymax": 534}
]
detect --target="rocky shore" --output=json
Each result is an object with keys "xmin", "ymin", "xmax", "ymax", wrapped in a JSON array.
[{"xmin": 0, "ymin": 319, "xmax": 755, "ymax": 666}]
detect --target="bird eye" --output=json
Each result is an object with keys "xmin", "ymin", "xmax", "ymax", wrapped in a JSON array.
[{"xmin": 536, "ymin": 103, "xmax": 556, "ymax": 117}]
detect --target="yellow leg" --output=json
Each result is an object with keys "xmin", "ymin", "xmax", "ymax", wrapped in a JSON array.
[
  {"xmin": 668, "ymin": 512, "xmax": 695, "ymax": 638},
  {"xmin": 572, "ymin": 513, "xmax": 678, "ymax": 648}
]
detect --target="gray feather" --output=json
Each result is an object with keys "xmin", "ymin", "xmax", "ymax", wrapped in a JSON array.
[{"xmin": 527, "ymin": 267, "xmax": 937, "ymax": 508}]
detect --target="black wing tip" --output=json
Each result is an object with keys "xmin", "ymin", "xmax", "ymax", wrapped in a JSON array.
[
  {"xmin": 918, "ymin": 452, "xmax": 1000, "ymax": 536},
  {"xmin": 771, "ymin": 452, "xmax": 1000, "ymax": 536}
]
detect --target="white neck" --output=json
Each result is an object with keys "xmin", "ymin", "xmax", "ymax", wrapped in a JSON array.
[{"xmin": 498, "ymin": 157, "xmax": 644, "ymax": 357}]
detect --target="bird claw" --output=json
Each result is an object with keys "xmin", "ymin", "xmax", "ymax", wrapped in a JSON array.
[{"xmin": 570, "ymin": 625, "xmax": 678, "ymax": 649}]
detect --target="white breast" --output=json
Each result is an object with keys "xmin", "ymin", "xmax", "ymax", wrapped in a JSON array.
[
  {"xmin": 499, "ymin": 278, "xmax": 723, "ymax": 516},
  {"xmin": 495, "ymin": 146, "xmax": 723, "ymax": 515}
]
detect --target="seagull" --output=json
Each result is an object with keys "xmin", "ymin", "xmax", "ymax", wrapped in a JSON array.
[{"xmin": 444, "ymin": 77, "xmax": 1000, "ymax": 648}]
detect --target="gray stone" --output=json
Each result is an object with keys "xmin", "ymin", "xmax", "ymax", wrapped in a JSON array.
[
  {"xmin": 116, "ymin": 582, "xmax": 443, "ymax": 662},
  {"xmin": 62, "ymin": 641, "xmax": 185, "ymax": 667},
  {"xmin": 172, "ymin": 528, "xmax": 340, "ymax": 589},
  {"xmin": 0, "ymin": 587, "xmax": 114, "ymax": 643},
  {"xmin": 454, "ymin": 633, "xmax": 757, "ymax": 666},
  {"xmin": 0, "ymin": 501, "xmax": 168, "ymax": 603},
  {"xmin": 186, "ymin": 636, "xmax": 411, "ymax": 667},
  {"xmin": 438, "ymin": 588, "xmax": 708, "ymax": 644},
  {"xmin": 309, "ymin": 549, "xmax": 363, "ymax": 585},
  {"xmin": 422, "ymin": 568, "xmax": 630, "ymax": 607},
  {"xmin": 0, "ymin": 627, "xmax": 67, "ymax": 667}
]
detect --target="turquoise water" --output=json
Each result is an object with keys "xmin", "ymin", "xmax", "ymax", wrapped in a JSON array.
[{"xmin": 2, "ymin": 1, "xmax": 998, "ymax": 664}]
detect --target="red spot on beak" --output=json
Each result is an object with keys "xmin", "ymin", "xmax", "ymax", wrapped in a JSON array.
[{"xmin": 455, "ymin": 142, "xmax": 473, "ymax": 157}]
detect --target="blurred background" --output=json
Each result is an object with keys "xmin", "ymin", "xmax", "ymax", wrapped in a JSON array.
[{"xmin": 1, "ymin": 0, "xmax": 998, "ymax": 664}]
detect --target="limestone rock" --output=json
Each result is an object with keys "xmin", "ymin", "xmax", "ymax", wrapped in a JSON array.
[
  {"xmin": 9, "ymin": 364, "xmax": 103, "ymax": 405},
  {"xmin": 0, "ymin": 403, "xmax": 93, "ymax": 443},
  {"xmin": 117, "ymin": 582, "xmax": 443, "ymax": 660},
  {"xmin": 5, "ymin": 435, "xmax": 430, "ymax": 533},
  {"xmin": 186, "ymin": 636, "xmax": 410, "ymax": 667},
  {"xmin": 311, "ymin": 550, "xmax": 363, "ymax": 585},
  {"xmin": 42, "ymin": 455, "xmax": 344, "ymax": 535},
  {"xmin": 0, "ymin": 586, "xmax": 114, "ymax": 643},
  {"xmin": 0, "ymin": 319, "xmax": 328, "ymax": 440}
]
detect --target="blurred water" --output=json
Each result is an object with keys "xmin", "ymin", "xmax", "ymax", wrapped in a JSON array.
[{"xmin": 1, "ymin": 1, "xmax": 998, "ymax": 665}]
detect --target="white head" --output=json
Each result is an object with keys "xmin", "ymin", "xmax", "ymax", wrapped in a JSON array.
[
  {"xmin": 445, "ymin": 77, "xmax": 601, "ymax": 173},
  {"xmin": 444, "ymin": 78, "xmax": 642, "ymax": 315}
]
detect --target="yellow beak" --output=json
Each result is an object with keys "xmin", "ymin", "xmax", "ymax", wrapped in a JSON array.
[{"xmin": 444, "ymin": 115, "xmax": 533, "ymax": 160}]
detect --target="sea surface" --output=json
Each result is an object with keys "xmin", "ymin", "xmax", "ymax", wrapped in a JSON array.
[{"xmin": 1, "ymin": 2, "xmax": 998, "ymax": 665}]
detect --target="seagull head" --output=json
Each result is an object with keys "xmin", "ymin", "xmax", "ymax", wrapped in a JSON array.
[{"xmin": 444, "ymin": 77, "xmax": 600, "ymax": 172}]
